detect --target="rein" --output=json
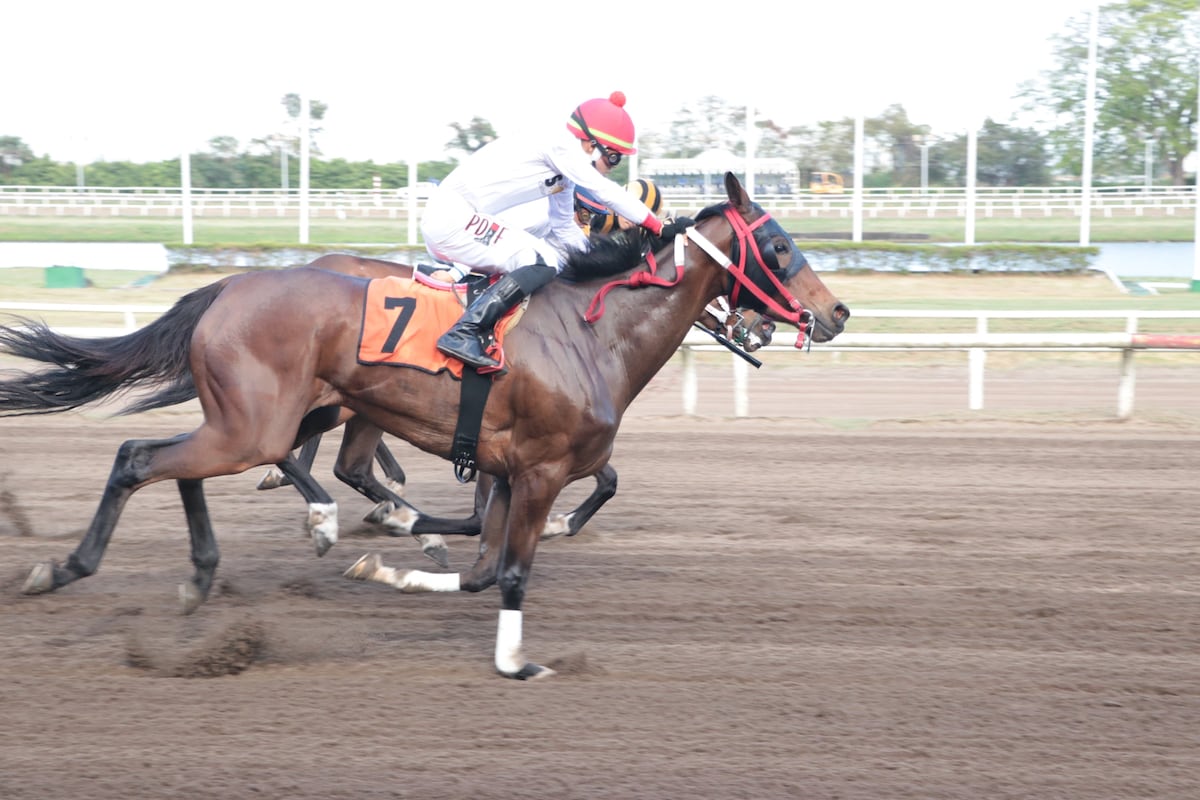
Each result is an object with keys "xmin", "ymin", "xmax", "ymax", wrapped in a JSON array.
[{"xmin": 583, "ymin": 246, "xmax": 680, "ymax": 323}]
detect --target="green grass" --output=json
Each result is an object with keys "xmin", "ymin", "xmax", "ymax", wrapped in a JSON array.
[
  {"xmin": 779, "ymin": 214, "xmax": 1198, "ymax": 242},
  {"xmin": 2, "ymin": 211, "xmax": 1196, "ymax": 245},
  {"xmin": 0, "ymin": 217, "xmax": 413, "ymax": 246}
]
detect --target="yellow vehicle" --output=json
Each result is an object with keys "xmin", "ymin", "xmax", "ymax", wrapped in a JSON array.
[{"xmin": 808, "ymin": 171, "xmax": 845, "ymax": 194}]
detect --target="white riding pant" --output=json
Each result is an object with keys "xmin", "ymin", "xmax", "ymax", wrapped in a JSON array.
[{"xmin": 421, "ymin": 191, "xmax": 565, "ymax": 276}]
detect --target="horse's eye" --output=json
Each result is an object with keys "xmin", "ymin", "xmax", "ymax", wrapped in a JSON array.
[{"xmin": 774, "ymin": 242, "xmax": 789, "ymax": 254}]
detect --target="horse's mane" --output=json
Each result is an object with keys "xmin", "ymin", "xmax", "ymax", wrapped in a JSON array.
[
  {"xmin": 694, "ymin": 200, "xmax": 734, "ymax": 225},
  {"xmin": 558, "ymin": 232, "xmax": 646, "ymax": 282},
  {"xmin": 558, "ymin": 200, "xmax": 732, "ymax": 283}
]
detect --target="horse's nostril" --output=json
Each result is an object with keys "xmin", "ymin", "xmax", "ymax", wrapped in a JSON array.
[{"xmin": 835, "ymin": 303, "xmax": 851, "ymax": 324}]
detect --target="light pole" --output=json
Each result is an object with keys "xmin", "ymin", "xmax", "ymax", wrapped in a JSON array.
[
  {"xmin": 917, "ymin": 135, "xmax": 937, "ymax": 193},
  {"xmin": 281, "ymin": 138, "xmax": 289, "ymax": 192},
  {"xmin": 1143, "ymin": 137, "xmax": 1154, "ymax": 190}
]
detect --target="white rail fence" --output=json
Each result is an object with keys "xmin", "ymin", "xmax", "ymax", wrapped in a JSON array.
[
  {"xmin": 682, "ymin": 309, "xmax": 1200, "ymax": 419},
  {"xmin": 1, "ymin": 185, "xmax": 1196, "ymax": 220},
  {"xmin": 1, "ymin": 303, "xmax": 1198, "ymax": 420}
]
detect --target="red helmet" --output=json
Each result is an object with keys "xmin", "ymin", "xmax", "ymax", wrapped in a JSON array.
[{"xmin": 567, "ymin": 91, "xmax": 637, "ymax": 155}]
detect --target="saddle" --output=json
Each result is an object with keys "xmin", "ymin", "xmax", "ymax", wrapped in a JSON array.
[
  {"xmin": 356, "ymin": 270, "xmax": 523, "ymax": 377},
  {"xmin": 355, "ymin": 269, "xmax": 524, "ymax": 483}
]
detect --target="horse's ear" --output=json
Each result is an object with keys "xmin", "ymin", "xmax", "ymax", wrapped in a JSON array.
[{"xmin": 724, "ymin": 171, "xmax": 752, "ymax": 214}]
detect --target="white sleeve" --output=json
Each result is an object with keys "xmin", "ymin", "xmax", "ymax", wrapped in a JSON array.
[
  {"xmin": 549, "ymin": 144, "xmax": 656, "ymax": 227},
  {"xmin": 547, "ymin": 188, "xmax": 589, "ymax": 253}
]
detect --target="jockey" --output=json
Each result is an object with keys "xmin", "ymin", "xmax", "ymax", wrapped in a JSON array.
[
  {"xmin": 422, "ymin": 91, "xmax": 664, "ymax": 374},
  {"xmin": 573, "ymin": 186, "xmax": 609, "ymax": 232},
  {"xmin": 587, "ymin": 177, "xmax": 664, "ymax": 236}
]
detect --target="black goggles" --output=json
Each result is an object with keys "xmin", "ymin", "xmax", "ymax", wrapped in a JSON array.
[
  {"xmin": 595, "ymin": 143, "xmax": 622, "ymax": 168},
  {"xmin": 572, "ymin": 108, "xmax": 623, "ymax": 167}
]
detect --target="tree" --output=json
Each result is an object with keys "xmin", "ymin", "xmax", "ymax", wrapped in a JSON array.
[
  {"xmin": 803, "ymin": 118, "xmax": 857, "ymax": 179},
  {"xmin": 653, "ymin": 95, "xmax": 748, "ymax": 157},
  {"xmin": 864, "ymin": 105, "xmax": 929, "ymax": 187},
  {"xmin": 1020, "ymin": 0, "xmax": 1199, "ymax": 184},
  {"xmin": 446, "ymin": 117, "xmax": 497, "ymax": 155},
  {"xmin": 277, "ymin": 93, "xmax": 327, "ymax": 158},
  {"xmin": 937, "ymin": 120, "xmax": 1051, "ymax": 186},
  {"xmin": 0, "ymin": 136, "xmax": 36, "ymax": 177}
]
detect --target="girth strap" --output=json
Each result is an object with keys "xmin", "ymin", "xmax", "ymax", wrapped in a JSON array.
[{"xmin": 450, "ymin": 366, "xmax": 492, "ymax": 483}]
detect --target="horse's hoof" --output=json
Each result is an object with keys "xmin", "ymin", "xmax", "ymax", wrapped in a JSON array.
[
  {"xmin": 384, "ymin": 478, "xmax": 406, "ymax": 497},
  {"xmin": 422, "ymin": 542, "xmax": 450, "ymax": 569},
  {"xmin": 540, "ymin": 513, "xmax": 572, "ymax": 540},
  {"xmin": 343, "ymin": 553, "xmax": 381, "ymax": 581},
  {"xmin": 255, "ymin": 467, "xmax": 290, "ymax": 490},
  {"xmin": 21, "ymin": 562, "xmax": 55, "ymax": 595},
  {"xmin": 313, "ymin": 534, "xmax": 335, "ymax": 558},
  {"xmin": 178, "ymin": 582, "xmax": 205, "ymax": 615},
  {"xmin": 363, "ymin": 501, "xmax": 394, "ymax": 525},
  {"xmin": 501, "ymin": 662, "xmax": 557, "ymax": 681},
  {"xmin": 308, "ymin": 503, "xmax": 338, "ymax": 556}
]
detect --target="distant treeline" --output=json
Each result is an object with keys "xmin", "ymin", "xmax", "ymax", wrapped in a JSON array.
[{"xmin": 0, "ymin": 149, "xmax": 460, "ymax": 190}]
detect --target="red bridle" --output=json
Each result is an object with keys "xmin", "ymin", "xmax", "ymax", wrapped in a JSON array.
[{"xmin": 584, "ymin": 206, "xmax": 813, "ymax": 349}]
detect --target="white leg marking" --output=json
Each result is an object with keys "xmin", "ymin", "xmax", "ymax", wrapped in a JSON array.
[
  {"xmin": 381, "ymin": 503, "xmax": 421, "ymax": 535},
  {"xmin": 384, "ymin": 477, "xmax": 406, "ymax": 497},
  {"xmin": 342, "ymin": 553, "xmax": 458, "ymax": 592},
  {"xmin": 308, "ymin": 502, "xmax": 338, "ymax": 554},
  {"xmin": 495, "ymin": 608, "xmax": 525, "ymax": 676},
  {"xmin": 389, "ymin": 569, "xmax": 461, "ymax": 593},
  {"xmin": 541, "ymin": 512, "xmax": 573, "ymax": 540}
]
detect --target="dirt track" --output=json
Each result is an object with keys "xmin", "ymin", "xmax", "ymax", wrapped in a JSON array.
[{"xmin": 1, "ymin": 360, "xmax": 1198, "ymax": 799}]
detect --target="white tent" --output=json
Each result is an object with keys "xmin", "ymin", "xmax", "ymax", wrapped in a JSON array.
[{"xmin": 638, "ymin": 149, "xmax": 799, "ymax": 192}]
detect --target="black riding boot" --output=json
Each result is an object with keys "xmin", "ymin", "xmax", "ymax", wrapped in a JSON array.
[{"xmin": 437, "ymin": 263, "xmax": 556, "ymax": 373}]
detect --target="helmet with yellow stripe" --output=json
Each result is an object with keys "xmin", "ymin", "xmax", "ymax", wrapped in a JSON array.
[
  {"xmin": 567, "ymin": 91, "xmax": 637, "ymax": 155},
  {"xmin": 585, "ymin": 178, "xmax": 664, "ymax": 236}
]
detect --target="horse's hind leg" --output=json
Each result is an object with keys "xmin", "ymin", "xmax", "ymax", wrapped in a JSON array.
[
  {"xmin": 23, "ymin": 434, "xmax": 189, "ymax": 596},
  {"xmin": 541, "ymin": 464, "xmax": 618, "ymax": 540}
]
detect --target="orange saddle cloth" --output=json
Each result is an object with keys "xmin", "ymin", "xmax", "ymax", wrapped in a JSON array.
[{"xmin": 356, "ymin": 275, "xmax": 520, "ymax": 379}]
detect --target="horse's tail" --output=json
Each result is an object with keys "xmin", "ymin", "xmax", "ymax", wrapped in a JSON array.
[{"xmin": 0, "ymin": 277, "xmax": 231, "ymax": 417}]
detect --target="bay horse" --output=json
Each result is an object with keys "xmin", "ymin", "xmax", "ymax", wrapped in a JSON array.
[
  {"xmin": 0, "ymin": 249, "xmax": 772, "ymax": 571},
  {"xmin": 0, "ymin": 173, "xmax": 848, "ymax": 679},
  {"xmin": 254, "ymin": 253, "xmax": 779, "ymax": 562}
]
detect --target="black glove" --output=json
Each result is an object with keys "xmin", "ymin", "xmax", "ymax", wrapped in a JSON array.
[
  {"xmin": 648, "ymin": 217, "xmax": 696, "ymax": 248},
  {"xmin": 657, "ymin": 216, "xmax": 695, "ymax": 241}
]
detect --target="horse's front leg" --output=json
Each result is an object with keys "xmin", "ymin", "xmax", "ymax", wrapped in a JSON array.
[
  {"xmin": 343, "ymin": 475, "xmax": 508, "ymax": 593},
  {"xmin": 343, "ymin": 469, "xmax": 561, "ymax": 679},
  {"xmin": 275, "ymin": 455, "xmax": 339, "ymax": 557},
  {"xmin": 334, "ymin": 416, "xmax": 450, "ymax": 568},
  {"xmin": 256, "ymin": 433, "xmax": 322, "ymax": 490},
  {"xmin": 541, "ymin": 464, "xmax": 617, "ymax": 539}
]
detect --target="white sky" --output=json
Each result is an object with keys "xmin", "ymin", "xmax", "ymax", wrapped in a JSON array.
[{"xmin": 3, "ymin": 0, "xmax": 1096, "ymax": 165}]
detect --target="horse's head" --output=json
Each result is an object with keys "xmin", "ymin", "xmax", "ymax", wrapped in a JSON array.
[
  {"xmin": 693, "ymin": 172, "xmax": 849, "ymax": 345},
  {"xmin": 733, "ymin": 312, "xmax": 776, "ymax": 352}
]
